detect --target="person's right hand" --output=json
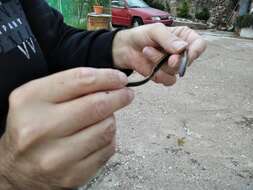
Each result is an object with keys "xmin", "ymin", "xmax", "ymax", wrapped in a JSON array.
[{"xmin": 0, "ymin": 68, "xmax": 134, "ymax": 190}]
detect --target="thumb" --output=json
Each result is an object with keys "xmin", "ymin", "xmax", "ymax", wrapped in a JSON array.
[{"xmin": 149, "ymin": 24, "xmax": 188, "ymax": 54}]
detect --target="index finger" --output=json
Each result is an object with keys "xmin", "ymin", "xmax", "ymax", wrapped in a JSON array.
[
  {"xmin": 147, "ymin": 23, "xmax": 188, "ymax": 54},
  {"xmin": 30, "ymin": 68, "xmax": 128, "ymax": 103},
  {"xmin": 169, "ymin": 27, "xmax": 207, "ymax": 64},
  {"xmin": 187, "ymin": 38, "xmax": 207, "ymax": 65}
]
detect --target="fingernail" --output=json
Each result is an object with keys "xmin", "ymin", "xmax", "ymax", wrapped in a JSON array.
[
  {"xmin": 192, "ymin": 52, "xmax": 198, "ymax": 61},
  {"xmin": 127, "ymin": 88, "xmax": 135, "ymax": 101},
  {"xmin": 169, "ymin": 56, "xmax": 177, "ymax": 67},
  {"xmin": 143, "ymin": 47, "xmax": 150, "ymax": 55},
  {"xmin": 188, "ymin": 52, "xmax": 198, "ymax": 66},
  {"xmin": 172, "ymin": 41, "xmax": 188, "ymax": 51},
  {"xmin": 118, "ymin": 72, "xmax": 128, "ymax": 85}
]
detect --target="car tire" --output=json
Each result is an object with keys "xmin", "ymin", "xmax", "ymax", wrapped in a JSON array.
[{"xmin": 132, "ymin": 17, "xmax": 143, "ymax": 27}]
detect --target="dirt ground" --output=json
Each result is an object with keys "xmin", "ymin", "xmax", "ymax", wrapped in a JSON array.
[{"xmin": 81, "ymin": 31, "xmax": 253, "ymax": 190}]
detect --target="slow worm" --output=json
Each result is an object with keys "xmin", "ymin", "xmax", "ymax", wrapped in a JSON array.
[{"xmin": 126, "ymin": 50, "xmax": 189, "ymax": 87}]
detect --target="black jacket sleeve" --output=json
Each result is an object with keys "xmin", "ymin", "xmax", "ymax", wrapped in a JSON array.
[{"xmin": 21, "ymin": 0, "xmax": 132, "ymax": 74}]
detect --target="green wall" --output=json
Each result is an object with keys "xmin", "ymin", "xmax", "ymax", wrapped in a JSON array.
[{"xmin": 47, "ymin": 0, "xmax": 111, "ymax": 29}]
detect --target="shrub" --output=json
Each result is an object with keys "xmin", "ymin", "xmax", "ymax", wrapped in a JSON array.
[
  {"xmin": 195, "ymin": 8, "xmax": 210, "ymax": 21},
  {"xmin": 94, "ymin": 0, "xmax": 108, "ymax": 6},
  {"xmin": 165, "ymin": 1, "xmax": 171, "ymax": 12},
  {"xmin": 236, "ymin": 14, "xmax": 253, "ymax": 28},
  {"xmin": 143, "ymin": 0, "xmax": 165, "ymax": 11},
  {"xmin": 177, "ymin": 0, "xmax": 190, "ymax": 19}
]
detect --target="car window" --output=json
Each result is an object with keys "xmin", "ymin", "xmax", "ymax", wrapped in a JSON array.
[
  {"xmin": 112, "ymin": 0, "xmax": 119, "ymax": 7},
  {"xmin": 127, "ymin": 0, "xmax": 149, "ymax": 8},
  {"xmin": 112, "ymin": 0, "xmax": 125, "ymax": 8}
]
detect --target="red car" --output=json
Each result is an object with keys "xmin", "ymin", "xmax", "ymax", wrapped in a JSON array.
[{"xmin": 112, "ymin": 0, "xmax": 173, "ymax": 27}]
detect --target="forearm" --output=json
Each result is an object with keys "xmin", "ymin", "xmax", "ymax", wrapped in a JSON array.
[{"xmin": 21, "ymin": 0, "xmax": 121, "ymax": 73}]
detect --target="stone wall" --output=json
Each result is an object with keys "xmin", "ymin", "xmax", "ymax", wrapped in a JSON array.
[{"xmin": 152, "ymin": 0, "xmax": 236, "ymax": 29}]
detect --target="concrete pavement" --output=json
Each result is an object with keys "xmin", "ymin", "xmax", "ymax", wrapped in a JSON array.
[{"xmin": 81, "ymin": 31, "xmax": 253, "ymax": 190}]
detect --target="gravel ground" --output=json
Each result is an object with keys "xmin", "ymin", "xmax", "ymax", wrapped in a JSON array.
[{"xmin": 81, "ymin": 31, "xmax": 253, "ymax": 190}]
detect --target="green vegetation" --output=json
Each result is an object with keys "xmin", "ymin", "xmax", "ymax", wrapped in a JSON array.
[
  {"xmin": 143, "ymin": 0, "xmax": 165, "ymax": 11},
  {"xmin": 177, "ymin": 0, "xmax": 191, "ymax": 19},
  {"xmin": 47, "ymin": 0, "xmax": 110, "ymax": 29},
  {"xmin": 236, "ymin": 14, "xmax": 253, "ymax": 28},
  {"xmin": 94, "ymin": 0, "xmax": 109, "ymax": 6},
  {"xmin": 195, "ymin": 8, "xmax": 210, "ymax": 21}
]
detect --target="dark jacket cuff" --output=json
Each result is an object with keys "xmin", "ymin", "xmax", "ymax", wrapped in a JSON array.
[{"xmin": 89, "ymin": 29, "xmax": 133, "ymax": 76}]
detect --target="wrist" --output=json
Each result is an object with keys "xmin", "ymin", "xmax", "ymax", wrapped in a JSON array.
[{"xmin": 112, "ymin": 30, "xmax": 132, "ymax": 70}]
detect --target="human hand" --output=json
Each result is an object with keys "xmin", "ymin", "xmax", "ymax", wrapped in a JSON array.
[
  {"xmin": 113, "ymin": 24, "xmax": 207, "ymax": 86},
  {"xmin": 0, "ymin": 68, "xmax": 134, "ymax": 190}
]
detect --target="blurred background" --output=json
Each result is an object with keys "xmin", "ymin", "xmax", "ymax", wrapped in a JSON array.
[{"xmin": 47, "ymin": 0, "xmax": 111, "ymax": 29}]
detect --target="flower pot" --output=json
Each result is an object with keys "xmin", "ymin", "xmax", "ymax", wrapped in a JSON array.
[
  {"xmin": 240, "ymin": 27, "xmax": 253, "ymax": 39},
  {"xmin": 93, "ymin": 5, "xmax": 103, "ymax": 14}
]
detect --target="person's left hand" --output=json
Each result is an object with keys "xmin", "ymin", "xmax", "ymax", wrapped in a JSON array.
[{"xmin": 113, "ymin": 24, "xmax": 207, "ymax": 86}]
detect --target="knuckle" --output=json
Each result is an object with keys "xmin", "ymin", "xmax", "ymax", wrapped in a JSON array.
[
  {"xmin": 98, "ymin": 146, "xmax": 115, "ymax": 166},
  {"xmin": 62, "ymin": 176, "xmax": 78, "ymax": 189},
  {"xmin": 183, "ymin": 26, "xmax": 190, "ymax": 30},
  {"xmin": 179, "ymin": 26, "xmax": 189, "ymax": 33},
  {"xmin": 154, "ymin": 22, "xmax": 164, "ymax": 28},
  {"xmin": 170, "ymin": 76, "xmax": 177, "ymax": 85},
  {"xmin": 107, "ymin": 115, "xmax": 116, "ymax": 128},
  {"xmin": 110, "ymin": 140, "xmax": 117, "ymax": 154},
  {"xmin": 100, "ymin": 118, "xmax": 116, "ymax": 145},
  {"xmin": 9, "ymin": 81, "xmax": 37, "ymax": 108},
  {"xmin": 174, "ymin": 64, "xmax": 180, "ymax": 72},
  {"xmin": 62, "ymin": 172, "xmax": 90, "ymax": 188},
  {"xmin": 62, "ymin": 176, "xmax": 86, "ymax": 189},
  {"xmin": 11, "ymin": 126, "xmax": 32, "ymax": 153},
  {"xmin": 9, "ymin": 89, "xmax": 20, "ymax": 106},
  {"xmin": 94, "ymin": 97, "xmax": 108, "ymax": 119},
  {"xmin": 169, "ymin": 67, "xmax": 178, "ymax": 76},
  {"xmin": 9, "ymin": 86, "xmax": 28, "ymax": 108},
  {"xmin": 107, "ymin": 70, "xmax": 119, "ymax": 84},
  {"xmin": 120, "ymin": 89, "xmax": 133, "ymax": 105},
  {"xmin": 73, "ymin": 68, "xmax": 89, "ymax": 80},
  {"xmin": 62, "ymin": 178, "xmax": 72, "ymax": 189},
  {"xmin": 74, "ymin": 68, "xmax": 96, "ymax": 85},
  {"xmin": 165, "ymin": 76, "xmax": 177, "ymax": 86},
  {"xmin": 39, "ymin": 154, "xmax": 57, "ymax": 173},
  {"xmin": 150, "ymin": 23, "xmax": 165, "ymax": 35},
  {"xmin": 170, "ymin": 70, "xmax": 177, "ymax": 76},
  {"xmin": 153, "ymin": 74, "xmax": 161, "ymax": 83}
]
